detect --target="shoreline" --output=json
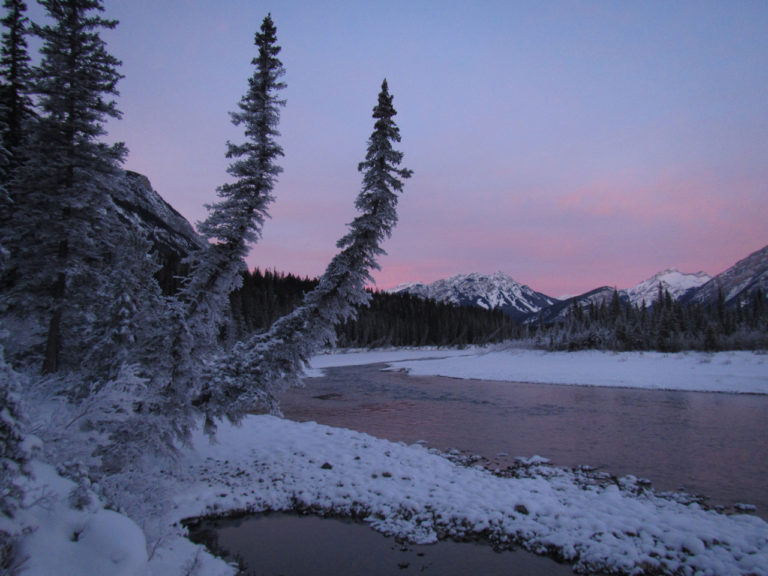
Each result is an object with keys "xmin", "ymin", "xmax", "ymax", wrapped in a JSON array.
[{"xmin": 308, "ymin": 347, "xmax": 768, "ymax": 395}]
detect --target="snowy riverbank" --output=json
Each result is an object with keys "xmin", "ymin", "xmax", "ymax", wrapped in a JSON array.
[
  {"xmin": 309, "ymin": 347, "xmax": 768, "ymax": 394},
  {"xmin": 7, "ymin": 347, "xmax": 768, "ymax": 575}
]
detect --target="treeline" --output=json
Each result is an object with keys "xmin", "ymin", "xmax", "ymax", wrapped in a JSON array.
[
  {"xmin": 528, "ymin": 287, "xmax": 768, "ymax": 352},
  {"xmin": 229, "ymin": 272, "xmax": 768, "ymax": 351},
  {"xmin": 228, "ymin": 268, "xmax": 518, "ymax": 347}
]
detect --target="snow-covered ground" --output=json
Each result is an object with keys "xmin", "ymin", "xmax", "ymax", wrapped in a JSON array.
[
  {"xmin": 309, "ymin": 347, "xmax": 768, "ymax": 394},
  {"xmin": 8, "ymin": 347, "xmax": 768, "ymax": 575}
]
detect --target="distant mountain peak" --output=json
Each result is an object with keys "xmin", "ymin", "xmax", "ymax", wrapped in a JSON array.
[
  {"xmin": 392, "ymin": 271, "xmax": 557, "ymax": 321},
  {"xmin": 688, "ymin": 244, "xmax": 768, "ymax": 306},
  {"xmin": 625, "ymin": 269, "xmax": 712, "ymax": 306}
]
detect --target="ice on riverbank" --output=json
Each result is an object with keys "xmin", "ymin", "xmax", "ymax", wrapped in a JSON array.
[{"xmin": 310, "ymin": 347, "xmax": 768, "ymax": 394}]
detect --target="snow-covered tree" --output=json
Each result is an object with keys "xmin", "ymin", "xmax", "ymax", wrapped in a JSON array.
[
  {"xmin": 3, "ymin": 0, "xmax": 126, "ymax": 373},
  {"xmin": 0, "ymin": 234, "xmax": 30, "ymax": 556},
  {"xmin": 197, "ymin": 79, "xmax": 412, "ymax": 432},
  {"xmin": 183, "ymin": 13, "xmax": 285, "ymax": 340},
  {"xmin": 0, "ymin": 0, "xmax": 33, "ymax": 172},
  {"xmin": 0, "ymin": 0, "xmax": 32, "ymax": 277},
  {"xmin": 0, "ymin": 110, "xmax": 8, "ymax": 193},
  {"xmin": 0, "ymin": 344, "xmax": 28, "ymax": 519}
]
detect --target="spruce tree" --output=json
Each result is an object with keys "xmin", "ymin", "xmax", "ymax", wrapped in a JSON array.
[
  {"xmin": 5, "ymin": 0, "xmax": 126, "ymax": 373},
  {"xmin": 150, "ymin": 14, "xmax": 286, "ymax": 445},
  {"xmin": 198, "ymin": 79, "xmax": 412, "ymax": 432},
  {"xmin": 183, "ymin": 13, "xmax": 285, "ymax": 337},
  {"xmin": 0, "ymin": 0, "xmax": 32, "ymax": 172},
  {"xmin": 0, "ymin": 111, "xmax": 7, "ymax": 194}
]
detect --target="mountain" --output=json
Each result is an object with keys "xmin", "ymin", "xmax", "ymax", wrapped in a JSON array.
[
  {"xmin": 392, "ymin": 272, "xmax": 558, "ymax": 321},
  {"xmin": 685, "ymin": 244, "xmax": 768, "ymax": 307},
  {"xmin": 111, "ymin": 170, "xmax": 203, "ymax": 293},
  {"xmin": 535, "ymin": 270, "xmax": 711, "ymax": 324},
  {"xmin": 625, "ymin": 269, "xmax": 712, "ymax": 307},
  {"xmin": 533, "ymin": 286, "xmax": 621, "ymax": 324},
  {"xmin": 112, "ymin": 170, "xmax": 201, "ymax": 256}
]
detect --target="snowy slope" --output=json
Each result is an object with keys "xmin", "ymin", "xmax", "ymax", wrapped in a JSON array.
[
  {"xmin": 392, "ymin": 272, "xmax": 557, "ymax": 320},
  {"xmin": 625, "ymin": 269, "xmax": 712, "ymax": 306},
  {"xmin": 687, "ymin": 244, "xmax": 768, "ymax": 306}
]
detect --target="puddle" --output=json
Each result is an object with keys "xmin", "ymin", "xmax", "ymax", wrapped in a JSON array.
[{"xmin": 188, "ymin": 511, "xmax": 579, "ymax": 575}]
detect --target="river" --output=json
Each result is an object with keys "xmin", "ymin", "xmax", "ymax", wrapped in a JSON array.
[
  {"xmin": 278, "ymin": 363, "xmax": 768, "ymax": 518},
  {"xmin": 191, "ymin": 361, "xmax": 768, "ymax": 575}
]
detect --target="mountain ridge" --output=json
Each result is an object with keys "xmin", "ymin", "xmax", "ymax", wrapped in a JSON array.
[
  {"xmin": 392, "ymin": 271, "xmax": 557, "ymax": 321},
  {"xmin": 391, "ymin": 244, "xmax": 768, "ymax": 322}
]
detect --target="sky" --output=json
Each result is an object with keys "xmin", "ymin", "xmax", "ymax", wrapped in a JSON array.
[{"xmin": 25, "ymin": 0, "xmax": 768, "ymax": 297}]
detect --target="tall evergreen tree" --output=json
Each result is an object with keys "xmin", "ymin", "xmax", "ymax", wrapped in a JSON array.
[
  {"xmin": 4, "ymin": 0, "xmax": 126, "ymax": 373},
  {"xmin": 183, "ymin": 13, "xmax": 285, "ymax": 338},
  {"xmin": 0, "ymin": 111, "xmax": 8, "ymax": 193},
  {"xmin": 0, "ymin": 0, "xmax": 32, "ymax": 172},
  {"xmin": 198, "ymin": 79, "xmax": 412, "ymax": 431},
  {"xmin": 140, "ymin": 13, "xmax": 287, "ymax": 447}
]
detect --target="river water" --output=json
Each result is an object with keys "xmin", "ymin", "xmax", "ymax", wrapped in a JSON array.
[
  {"xmin": 192, "ymin": 361, "xmax": 768, "ymax": 575},
  {"xmin": 279, "ymin": 363, "xmax": 768, "ymax": 518}
]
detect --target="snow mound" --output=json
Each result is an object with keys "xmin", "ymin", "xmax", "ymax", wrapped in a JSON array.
[{"xmin": 11, "ymin": 462, "xmax": 147, "ymax": 576}]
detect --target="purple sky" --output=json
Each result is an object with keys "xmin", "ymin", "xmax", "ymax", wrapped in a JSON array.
[{"xmin": 27, "ymin": 1, "xmax": 768, "ymax": 297}]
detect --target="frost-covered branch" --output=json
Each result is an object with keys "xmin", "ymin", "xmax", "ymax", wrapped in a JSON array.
[
  {"xmin": 197, "ymin": 79, "xmax": 412, "ymax": 432},
  {"xmin": 181, "ymin": 14, "xmax": 285, "ymax": 339}
]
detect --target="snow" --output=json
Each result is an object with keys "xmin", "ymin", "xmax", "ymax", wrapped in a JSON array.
[
  {"xmin": 315, "ymin": 347, "xmax": 768, "ymax": 395},
  {"xmin": 10, "ymin": 347, "xmax": 768, "ymax": 575},
  {"xmin": 392, "ymin": 272, "xmax": 556, "ymax": 315},
  {"xmin": 8, "ymin": 462, "xmax": 148, "ymax": 576},
  {"xmin": 625, "ymin": 269, "xmax": 712, "ymax": 306},
  {"xmin": 304, "ymin": 347, "xmax": 474, "ymax": 376}
]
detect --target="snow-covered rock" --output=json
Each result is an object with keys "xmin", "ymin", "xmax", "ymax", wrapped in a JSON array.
[{"xmin": 111, "ymin": 171, "xmax": 202, "ymax": 260}]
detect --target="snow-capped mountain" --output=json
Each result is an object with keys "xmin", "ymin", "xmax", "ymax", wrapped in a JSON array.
[
  {"xmin": 686, "ymin": 244, "xmax": 768, "ymax": 307},
  {"xmin": 538, "ymin": 270, "xmax": 712, "ymax": 323},
  {"xmin": 625, "ymin": 269, "xmax": 712, "ymax": 307},
  {"xmin": 392, "ymin": 272, "xmax": 558, "ymax": 320}
]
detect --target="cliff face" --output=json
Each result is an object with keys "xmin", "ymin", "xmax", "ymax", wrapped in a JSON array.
[{"xmin": 112, "ymin": 170, "xmax": 203, "ymax": 294}]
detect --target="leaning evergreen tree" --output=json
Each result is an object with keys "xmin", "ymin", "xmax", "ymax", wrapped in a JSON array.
[
  {"xmin": 135, "ymin": 13, "xmax": 288, "ymax": 447},
  {"xmin": 6, "ymin": 0, "xmax": 126, "ymax": 373},
  {"xmin": 183, "ymin": 13, "xmax": 285, "ymax": 340},
  {"xmin": 198, "ymin": 79, "xmax": 412, "ymax": 431}
]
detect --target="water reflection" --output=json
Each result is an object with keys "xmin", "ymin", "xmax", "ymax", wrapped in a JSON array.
[
  {"xmin": 278, "ymin": 363, "xmax": 768, "ymax": 518},
  {"xmin": 189, "ymin": 512, "xmax": 577, "ymax": 576}
]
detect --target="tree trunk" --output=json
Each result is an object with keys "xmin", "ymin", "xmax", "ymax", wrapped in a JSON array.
[{"xmin": 42, "ymin": 238, "xmax": 68, "ymax": 375}]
